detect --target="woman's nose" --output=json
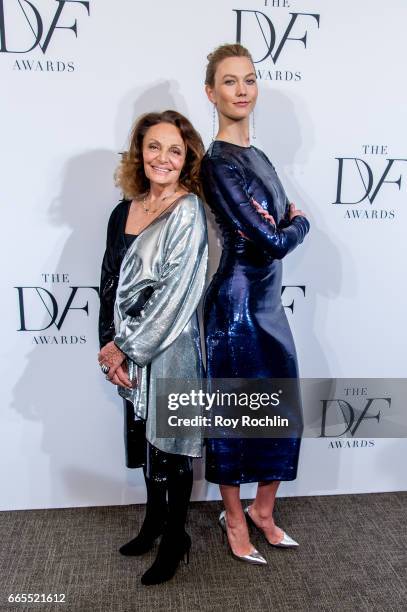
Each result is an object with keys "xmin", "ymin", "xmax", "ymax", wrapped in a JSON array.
[
  {"xmin": 157, "ymin": 149, "xmax": 169, "ymax": 163},
  {"xmin": 236, "ymin": 80, "xmax": 247, "ymax": 96}
]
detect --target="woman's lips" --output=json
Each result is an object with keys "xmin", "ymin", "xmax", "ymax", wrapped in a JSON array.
[{"xmin": 151, "ymin": 166, "xmax": 171, "ymax": 174}]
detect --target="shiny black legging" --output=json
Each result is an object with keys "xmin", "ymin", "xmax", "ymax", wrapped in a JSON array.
[{"xmin": 124, "ymin": 400, "xmax": 193, "ymax": 534}]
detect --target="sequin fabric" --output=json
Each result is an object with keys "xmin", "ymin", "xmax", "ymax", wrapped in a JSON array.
[
  {"xmin": 200, "ymin": 141, "xmax": 310, "ymax": 485},
  {"xmin": 124, "ymin": 402, "xmax": 193, "ymax": 482}
]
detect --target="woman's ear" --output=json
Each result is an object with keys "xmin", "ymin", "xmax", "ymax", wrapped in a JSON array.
[{"xmin": 205, "ymin": 84, "xmax": 216, "ymax": 104}]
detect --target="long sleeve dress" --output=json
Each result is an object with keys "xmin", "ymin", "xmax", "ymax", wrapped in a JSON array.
[{"xmin": 200, "ymin": 140, "xmax": 310, "ymax": 485}]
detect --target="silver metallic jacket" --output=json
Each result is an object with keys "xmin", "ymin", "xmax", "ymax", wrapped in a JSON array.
[{"xmin": 114, "ymin": 194, "xmax": 208, "ymax": 457}]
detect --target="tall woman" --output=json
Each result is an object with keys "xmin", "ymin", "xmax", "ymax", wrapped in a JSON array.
[
  {"xmin": 201, "ymin": 44, "xmax": 310, "ymax": 564},
  {"xmin": 98, "ymin": 110, "xmax": 208, "ymax": 585}
]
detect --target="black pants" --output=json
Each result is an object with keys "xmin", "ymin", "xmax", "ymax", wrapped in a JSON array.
[
  {"xmin": 124, "ymin": 400, "xmax": 193, "ymax": 481},
  {"xmin": 124, "ymin": 401, "xmax": 193, "ymax": 536}
]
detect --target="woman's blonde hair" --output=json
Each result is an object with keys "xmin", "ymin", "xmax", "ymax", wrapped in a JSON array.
[
  {"xmin": 115, "ymin": 110, "xmax": 205, "ymax": 199},
  {"xmin": 205, "ymin": 43, "xmax": 254, "ymax": 87}
]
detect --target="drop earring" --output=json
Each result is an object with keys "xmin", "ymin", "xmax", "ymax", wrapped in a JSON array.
[
  {"xmin": 212, "ymin": 104, "xmax": 217, "ymax": 141},
  {"xmin": 251, "ymin": 109, "xmax": 256, "ymax": 140}
]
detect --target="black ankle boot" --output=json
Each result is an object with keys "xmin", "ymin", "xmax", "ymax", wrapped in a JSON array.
[
  {"xmin": 140, "ymin": 531, "xmax": 191, "ymax": 585},
  {"xmin": 119, "ymin": 514, "xmax": 167, "ymax": 556},
  {"xmin": 120, "ymin": 469, "xmax": 168, "ymax": 556}
]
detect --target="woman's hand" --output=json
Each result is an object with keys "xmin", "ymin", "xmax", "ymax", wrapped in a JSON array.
[
  {"xmin": 109, "ymin": 362, "xmax": 134, "ymax": 389},
  {"xmin": 98, "ymin": 341, "xmax": 126, "ymax": 381},
  {"xmin": 288, "ymin": 202, "xmax": 307, "ymax": 221},
  {"xmin": 238, "ymin": 197, "xmax": 276, "ymax": 239},
  {"xmin": 251, "ymin": 198, "xmax": 276, "ymax": 225}
]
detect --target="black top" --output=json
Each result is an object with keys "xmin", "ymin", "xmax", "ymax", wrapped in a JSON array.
[
  {"xmin": 124, "ymin": 233, "xmax": 138, "ymax": 248},
  {"xmin": 98, "ymin": 199, "xmax": 135, "ymax": 348}
]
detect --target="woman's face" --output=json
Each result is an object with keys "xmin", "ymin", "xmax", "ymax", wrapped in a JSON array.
[
  {"xmin": 206, "ymin": 56, "xmax": 258, "ymax": 121},
  {"xmin": 142, "ymin": 122, "xmax": 187, "ymax": 188}
]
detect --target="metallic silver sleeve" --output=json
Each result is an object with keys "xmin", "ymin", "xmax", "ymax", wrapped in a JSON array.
[{"xmin": 114, "ymin": 194, "xmax": 208, "ymax": 368}]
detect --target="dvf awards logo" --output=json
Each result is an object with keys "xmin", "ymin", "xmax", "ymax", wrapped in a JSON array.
[
  {"xmin": 332, "ymin": 145, "xmax": 406, "ymax": 220},
  {"xmin": 0, "ymin": 0, "xmax": 91, "ymax": 72},
  {"xmin": 15, "ymin": 272, "xmax": 99, "ymax": 345},
  {"xmin": 316, "ymin": 381, "xmax": 397, "ymax": 449},
  {"xmin": 233, "ymin": 1, "xmax": 320, "ymax": 82}
]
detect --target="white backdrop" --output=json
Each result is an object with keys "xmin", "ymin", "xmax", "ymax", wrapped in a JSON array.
[{"xmin": 1, "ymin": 0, "xmax": 406, "ymax": 511}]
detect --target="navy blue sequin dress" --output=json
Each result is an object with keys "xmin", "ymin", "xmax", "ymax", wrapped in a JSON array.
[{"xmin": 200, "ymin": 140, "xmax": 310, "ymax": 485}]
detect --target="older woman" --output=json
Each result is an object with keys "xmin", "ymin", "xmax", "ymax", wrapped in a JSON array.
[{"xmin": 98, "ymin": 110, "xmax": 208, "ymax": 585}]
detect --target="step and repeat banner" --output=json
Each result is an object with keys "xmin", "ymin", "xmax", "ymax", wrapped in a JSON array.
[{"xmin": 1, "ymin": 0, "xmax": 406, "ymax": 510}]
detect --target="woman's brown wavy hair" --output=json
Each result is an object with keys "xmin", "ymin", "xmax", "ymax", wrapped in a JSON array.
[{"xmin": 115, "ymin": 110, "xmax": 205, "ymax": 200}]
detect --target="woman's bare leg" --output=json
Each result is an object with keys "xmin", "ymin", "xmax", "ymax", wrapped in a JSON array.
[
  {"xmin": 220, "ymin": 484, "xmax": 256, "ymax": 556},
  {"xmin": 248, "ymin": 481, "xmax": 285, "ymax": 544}
]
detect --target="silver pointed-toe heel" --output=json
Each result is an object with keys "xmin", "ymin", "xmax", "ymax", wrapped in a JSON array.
[
  {"xmin": 244, "ymin": 506, "xmax": 299, "ymax": 548},
  {"xmin": 218, "ymin": 510, "xmax": 267, "ymax": 565}
]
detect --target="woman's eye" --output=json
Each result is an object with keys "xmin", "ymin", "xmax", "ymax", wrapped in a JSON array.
[
  {"xmin": 246, "ymin": 79, "xmax": 256, "ymax": 85},
  {"xmin": 224, "ymin": 80, "xmax": 235, "ymax": 85},
  {"xmin": 171, "ymin": 149, "xmax": 181, "ymax": 155},
  {"xmin": 149, "ymin": 144, "xmax": 158, "ymax": 150}
]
